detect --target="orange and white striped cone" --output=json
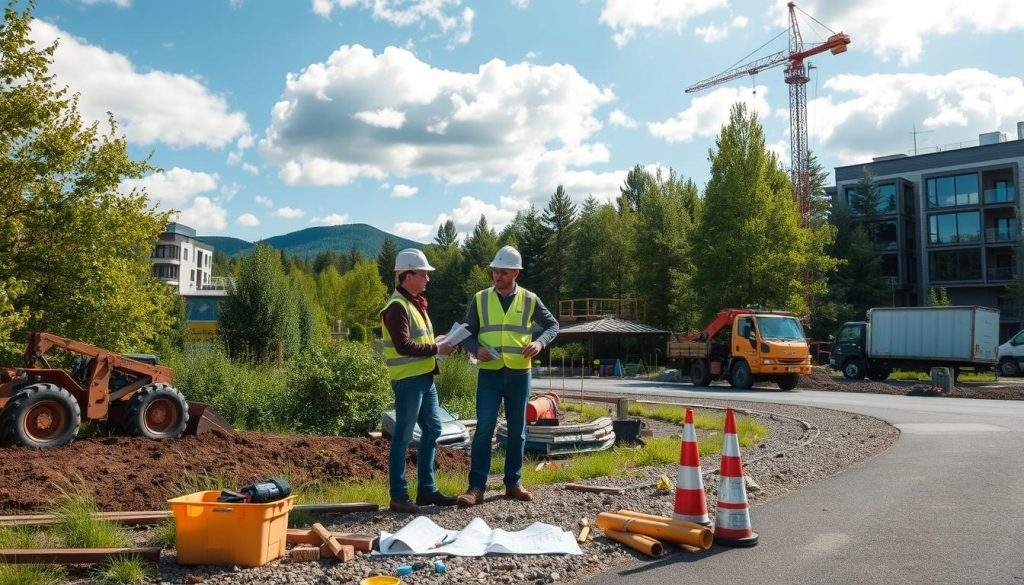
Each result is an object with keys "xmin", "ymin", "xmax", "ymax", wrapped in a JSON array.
[
  {"xmin": 673, "ymin": 408, "xmax": 711, "ymax": 526},
  {"xmin": 713, "ymin": 408, "xmax": 759, "ymax": 547}
]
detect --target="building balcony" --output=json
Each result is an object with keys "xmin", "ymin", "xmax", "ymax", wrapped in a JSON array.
[
  {"xmin": 985, "ymin": 225, "xmax": 1020, "ymax": 244},
  {"xmin": 983, "ymin": 186, "xmax": 1015, "ymax": 204},
  {"xmin": 987, "ymin": 267, "xmax": 1017, "ymax": 281},
  {"xmin": 198, "ymin": 276, "xmax": 232, "ymax": 291}
]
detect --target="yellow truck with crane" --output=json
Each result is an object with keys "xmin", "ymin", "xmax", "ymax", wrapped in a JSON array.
[{"xmin": 668, "ymin": 308, "xmax": 812, "ymax": 390}]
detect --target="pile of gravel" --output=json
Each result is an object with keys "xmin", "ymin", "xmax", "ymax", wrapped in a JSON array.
[{"xmin": 153, "ymin": 398, "xmax": 897, "ymax": 585}]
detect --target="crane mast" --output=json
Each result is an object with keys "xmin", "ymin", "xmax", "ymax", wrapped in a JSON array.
[{"xmin": 686, "ymin": 2, "xmax": 850, "ymax": 227}]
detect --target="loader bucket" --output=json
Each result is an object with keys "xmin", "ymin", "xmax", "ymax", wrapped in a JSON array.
[{"xmin": 184, "ymin": 402, "xmax": 233, "ymax": 436}]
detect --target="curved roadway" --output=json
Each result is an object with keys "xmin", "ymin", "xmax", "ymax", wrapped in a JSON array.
[{"xmin": 564, "ymin": 379, "xmax": 1024, "ymax": 585}]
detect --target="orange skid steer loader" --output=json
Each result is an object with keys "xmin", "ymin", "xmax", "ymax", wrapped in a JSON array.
[{"xmin": 0, "ymin": 332, "xmax": 231, "ymax": 449}]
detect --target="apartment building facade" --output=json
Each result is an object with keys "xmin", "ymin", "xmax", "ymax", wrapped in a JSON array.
[
  {"xmin": 151, "ymin": 222, "xmax": 227, "ymax": 342},
  {"xmin": 833, "ymin": 127, "xmax": 1024, "ymax": 341}
]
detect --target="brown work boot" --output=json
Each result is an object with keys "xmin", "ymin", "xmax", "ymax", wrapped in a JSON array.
[
  {"xmin": 505, "ymin": 484, "xmax": 533, "ymax": 502},
  {"xmin": 456, "ymin": 488, "xmax": 484, "ymax": 508},
  {"xmin": 389, "ymin": 497, "xmax": 421, "ymax": 515}
]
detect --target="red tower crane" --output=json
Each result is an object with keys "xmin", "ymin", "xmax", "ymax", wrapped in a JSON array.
[{"xmin": 686, "ymin": 2, "xmax": 850, "ymax": 227}]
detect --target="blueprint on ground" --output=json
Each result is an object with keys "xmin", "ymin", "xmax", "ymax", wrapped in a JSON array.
[{"xmin": 374, "ymin": 516, "xmax": 583, "ymax": 556}]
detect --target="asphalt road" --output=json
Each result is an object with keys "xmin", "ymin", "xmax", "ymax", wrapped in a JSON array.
[{"xmin": 562, "ymin": 378, "xmax": 1024, "ymax": 585}]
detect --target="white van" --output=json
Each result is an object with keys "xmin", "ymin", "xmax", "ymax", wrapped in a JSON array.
[{"xmin": 997, "ymin": 330, "xmax": 1024, "ymax": 376}]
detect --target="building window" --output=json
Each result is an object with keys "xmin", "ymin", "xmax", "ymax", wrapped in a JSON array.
[
  {"xmin": 928, "ymin": 250, "xmax": 981, "ymax": 281},
  {"xmin": 151, "ymin": 244, "xmax": 180, "ymax": 259},
  {"xmin": 928, "ymin": 211, "xmax": 980, "ymax": 244},
  {"xmin": 880, "ymin": 254, "xmax": 898, "ymax": 278},
  {"xmin": 845, "ymin": 184, "xmax": 896, "ymax": 215},
  {"xmin": 870, "ymin": 221, "xmax": 898, "ymax": 250},
  {"xmin": 927, "ymin": 173, "xmax": 979, "ymax": 208},
  {"xmin": 184, "ymin": 248, "xmax": 189, "ymax": 261},
  {"xmin": 152, "ymin": 264, "xmax": 179, "ymax": 279}
]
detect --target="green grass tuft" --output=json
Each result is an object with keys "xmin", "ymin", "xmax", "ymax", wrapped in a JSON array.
[
  {"xmin": 50, "ymin": 488, "xmax": 129, "ymax": 549},
  {"xmin": 560, "ymin": 402, "xmax": 612, "ymax": 422},
  {"xmin": 0, "ymin": 527, "xmax": 65, "ymax": 585},
  {"xmin": 91, "ymin": 555, "xmax": 155, "ymax": 585},
  {"xmin": 148, "ymin": 519, "xmax": 176, "ymax": 549}
]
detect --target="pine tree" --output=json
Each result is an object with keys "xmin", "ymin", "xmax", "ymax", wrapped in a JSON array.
[
  {"xmin": 434, "ymin": 220, "xmax": 459, "ymax": 248},
  {"xmin": 540, "ymin": 186, "xmax": 577, "ymax": 309},
  {"xmin": 499, "ymin": 207, "xmax": 546, "ymax": 292},
  {"xmin": 461, "ymin": 215, "xmax": 499, "ymax": 274},
  {"xmin": 376, "ymin": 236, "xmax": 399, "ymax": 286}
]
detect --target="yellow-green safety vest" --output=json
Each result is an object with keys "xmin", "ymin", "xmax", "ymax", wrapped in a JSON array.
[
  {"xmin": 475, "ymin": 286, "xmax": 536, "ymax": 370},
  {"xmin": 379, "ymin": 293, "xmax": 436, "ymax": 380}
]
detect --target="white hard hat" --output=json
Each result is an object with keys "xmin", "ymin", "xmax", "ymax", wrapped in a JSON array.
[
  {"xmin": 394, "ymin": 248, "xmax": 435, "ymax": 272},
  {"xmin": 489, "ymin": 245, "xmax": 523, "ymax": 270}
]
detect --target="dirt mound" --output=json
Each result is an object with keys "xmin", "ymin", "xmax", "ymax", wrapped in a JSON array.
[
  {"xmin": 0, "ymin": 431, "xmax": 468, "ymax": 512},
  {"xmin": 796, "ymin": 367, "xmax": 841, "ymax": 389}
]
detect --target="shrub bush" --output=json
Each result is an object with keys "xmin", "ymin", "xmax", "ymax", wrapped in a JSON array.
[
  {"xmin": 435, "ymin": 353, "xmax": 478, "ymax": 418},
  {"xmin": 348, "ymin": 323, "xmax": 367, "ymax": 342},
  {"xmin": 166, "ymin": 344, "xmax": 287, "ymax": 431},
  {"xmin": 286, "ymin": 340, "xmax": 390, "ymax": 436}
]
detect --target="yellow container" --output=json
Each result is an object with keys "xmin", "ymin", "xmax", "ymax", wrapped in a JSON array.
[{"xmin": 168, "ymin": 490, "xmax": 294, "ymax": 567}]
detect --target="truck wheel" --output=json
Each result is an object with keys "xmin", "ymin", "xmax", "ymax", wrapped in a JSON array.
[
  {"xmin": 690, "ymin": 360, "xmax": 712, "ymax": 387},
  {"xmin": 999, "ymin": 359, "xmax": 1019, "ymax": 377},
  {"xmin": 729, "ymin": 361, "xmax": 754, "ymax": 389},
  {"xmin": 0, "ymin": 383, "xmax": 82, "ymax": 449},
  {"xmin": 124, "ymin": 384, "xmax": 189, "ymax": 440},
  {"xmin": 842, "ymin": 359, "xmax": 866, "ymax": 380},
  {"xmin": 777, "ymin": 374, "xmax": 799, "ymax": 391},
  {"xmin": 867, "ymin": 367, "xmax": 891, "ymax": 381}
]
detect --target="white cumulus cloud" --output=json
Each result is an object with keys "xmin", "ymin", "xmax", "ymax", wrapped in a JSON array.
[
  {"xmin": 29, "ymin": 21, "xmax": 249, "ymax": 149},
  {"xmin": 236, "ymin": 213, "xmax": 261, "ymax": 227},
  {"xmin": 809, "ymin": 69, "xmax": 1024, "ymax": 164},
  {"xmin": 120, "ymin": 167, "xmax": 218, "ymax": 209},
  {"xmin": 391, "ymin": 184, "xmax": 419, "ymax": 198},
  {"xmin": 312, "ymin": 0, "xmax": 474, "ymax": 47},
  {"xmin": 777, "ymin": 1, "xmax": 1024, "ymax": 66},
  {"xmin": 354, "ymin": 108, "xmax": 407, "ymax": 128},
  {"xmin": 261, "ymin": 45, "xmax": 614, "ymax": 198},
  {"xmin": 178, "ymin": 197, "xmax": 228, "ymax": 231},
  {"xmin": 608, "ymin": 109, "xmax": 637, "ymax": 128},
  {"xmin": 273, "ymin": 207, "xmax": 306, "ymax": 218},
  {"xmin": 310, "ymin": 213, "xmax": 350, "ymax": 225},
  {"xmin": 254, "ymin": 195, "xmax": 274, "ymax": 207},
  {"xmin": 648, "ymin": 86, "xmax": 772, "ymax": 143},
  {"xmin": 600, "ymin": 0, "xmax": 728, "ymax": 47}
]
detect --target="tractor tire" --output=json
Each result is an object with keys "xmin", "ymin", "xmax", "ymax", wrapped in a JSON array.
[
  {"xmin": 690, "ymin": 360, "xmax": 712, "ymax": 387},
  {"xmin": 999, "ymin": 358, "xmax": 1020, "ymax": 377},
  {"xmin": 729, "ymin": 360, "xmax": 755, "ymax": 389},
  {"xmin": 124, "ymin": 384, "xmax": 189, "ymax": 440},
  {"xmin": 0, "ymin": 383, "xmax": 82, "ymax": 449},
  {"xmin": 842, "ymin": 359, "xmax": 866, "ymax": 380},
  {"xmin": 777, "ymin": 374, "xmax": 799, "ymax": 391}
]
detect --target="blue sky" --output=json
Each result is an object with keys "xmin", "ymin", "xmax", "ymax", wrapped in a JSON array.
[{"xmin": 29, "ymin": 0, "xmax": 1024, "ymax": 242}]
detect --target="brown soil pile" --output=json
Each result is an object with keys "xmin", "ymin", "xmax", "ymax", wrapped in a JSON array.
[
  {"xmin": 799, "ymin": 366, "xmax": 1024, "ymax": 400},
  {"xmin": 0, "ymin": 431, "xmax": 467, "ymax": 513}
]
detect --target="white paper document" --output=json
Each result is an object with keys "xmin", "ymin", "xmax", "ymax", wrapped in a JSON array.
[
  {"xmin": 436, "ymin": 322, "xmax": 472, "ymax": 360},
  {"xmin": 375, "ymin": 516, "xmax": 583, "ymax": 557}
]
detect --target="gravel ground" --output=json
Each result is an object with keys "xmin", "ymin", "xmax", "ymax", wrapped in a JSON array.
[{"xmin": 147, "ymin": 397, "xmax": 898, "ymax": 585}]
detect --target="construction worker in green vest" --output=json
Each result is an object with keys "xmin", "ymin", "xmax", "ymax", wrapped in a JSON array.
[
  {"xmin": 457, "ymin": 245, "xmax": 559, "ymax": 508},
  {"xmin": 380, "ymin": 248, "xmax": 458, "ymax": 514}
]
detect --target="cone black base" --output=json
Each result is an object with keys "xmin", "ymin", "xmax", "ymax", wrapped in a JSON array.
[{"xmin": 713, "ymin": 531, "xmax": 759, "ymax": 548}]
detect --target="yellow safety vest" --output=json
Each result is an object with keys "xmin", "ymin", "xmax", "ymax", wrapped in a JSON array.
[
  {"xmin": 476, "ymin": 286, "xmax": 536, "ymax": 370},
  {"xmin": 379, "ymin": 293, "xmax": 436, "ymax": 380}
]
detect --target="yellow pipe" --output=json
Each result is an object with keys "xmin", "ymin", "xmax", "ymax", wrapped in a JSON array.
[
  {"xmin": 615, "ymin": 510, "xmax": 708, "ymax": 531},
  {"xmin": 596, "ymin": 512, "xmax": 712, "ymax": 550},
  {"xmin": 603, "ymin": 529, "xmax": 664, "ymax": 557}
]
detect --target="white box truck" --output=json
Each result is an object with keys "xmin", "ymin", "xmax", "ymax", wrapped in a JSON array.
[{"xmin": 829, "ymin": 306, "xmax": 999, "ymax": 380}]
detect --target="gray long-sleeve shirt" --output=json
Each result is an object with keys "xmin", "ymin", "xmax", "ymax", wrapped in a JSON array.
[{"xmin": 462, "ymin": 285, "xmax": 559, "ymax": 373}]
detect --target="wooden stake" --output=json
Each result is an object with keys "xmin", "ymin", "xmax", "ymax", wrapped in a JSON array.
[{"xmin": 577, "ymin": 518, "xmax": 591, "ymax": 543}]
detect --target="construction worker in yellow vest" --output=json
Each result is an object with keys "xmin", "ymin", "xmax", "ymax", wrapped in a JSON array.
[
  {"xmin": 379, "ymin": 248, "xmax": 458, "ymax": 514},
  {"xmin": 457, "ymin": 245, "xmax": 559, "ymax": 508}
]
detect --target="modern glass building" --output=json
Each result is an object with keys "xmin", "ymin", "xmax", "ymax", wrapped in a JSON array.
[{"xmin": 832, "ymin": 127, "xmax": 1024, "ymax": 341}]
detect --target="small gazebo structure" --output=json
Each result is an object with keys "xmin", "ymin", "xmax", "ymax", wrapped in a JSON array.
[{"xmin": 555, "ymin": 316, "xmax": 669, "ymax": 374}]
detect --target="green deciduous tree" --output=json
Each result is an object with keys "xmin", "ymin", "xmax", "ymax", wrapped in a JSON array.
[
  {"xmin": 338, "ymin": 260, "xmax": 388, "ymax": 328},
  {"xmin": 1, "ymin": 3, "xmax": 176, "ymax": 353},
  {"xmin": 690, "ymin": 103, "xmax": 828, "ymax": 322}
]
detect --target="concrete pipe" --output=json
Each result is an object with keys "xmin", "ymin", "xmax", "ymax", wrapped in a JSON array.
[{"xmin": 596, "ymin": 512, "xmax": 712, "ymax": 550}]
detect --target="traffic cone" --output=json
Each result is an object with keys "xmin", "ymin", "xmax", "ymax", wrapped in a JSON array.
[
  {"xmin": 713, "ymin": 408, "xmax": 759, "ymax": 547},
  {"xmin": 673, "ymin": 408, "xmax": 711, "ymax": 526}
]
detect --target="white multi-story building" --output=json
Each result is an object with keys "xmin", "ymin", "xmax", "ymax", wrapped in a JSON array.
[{"xmin": 151, "ymin": 222, "xmax": 228, "ymax": 342}]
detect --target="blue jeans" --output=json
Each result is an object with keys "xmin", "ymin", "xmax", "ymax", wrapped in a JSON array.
[
  {"xmin": 468, "ymin": 369, "xmax": 530, "ymax": 491},
  {"xmin": 388, "ymin": 374, "xmax": 442, "ymax": 501}
]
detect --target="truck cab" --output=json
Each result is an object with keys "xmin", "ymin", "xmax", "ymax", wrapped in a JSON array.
[
  {"xmin": 997, "ymin": 329, "xmax": 1024, "ymax": 376},
  {"xmin": 830, "ymin": 322, "xmax": 868, "ymax": 379}
]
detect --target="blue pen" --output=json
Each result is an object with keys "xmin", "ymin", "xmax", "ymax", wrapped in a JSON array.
[{"xmin": 431, "ymin": 534, "xmax": 456, "ymax": 548}]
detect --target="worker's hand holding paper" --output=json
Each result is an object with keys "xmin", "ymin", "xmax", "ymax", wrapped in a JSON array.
[{"xmin": 436, "ymin": 322, "xmax": 471, "ymax": 359}]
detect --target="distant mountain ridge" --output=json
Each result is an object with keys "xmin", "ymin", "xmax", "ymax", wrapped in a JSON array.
[{"xmin": 198, "ymin": 224, "xmax": 421, "ymax": 259}]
